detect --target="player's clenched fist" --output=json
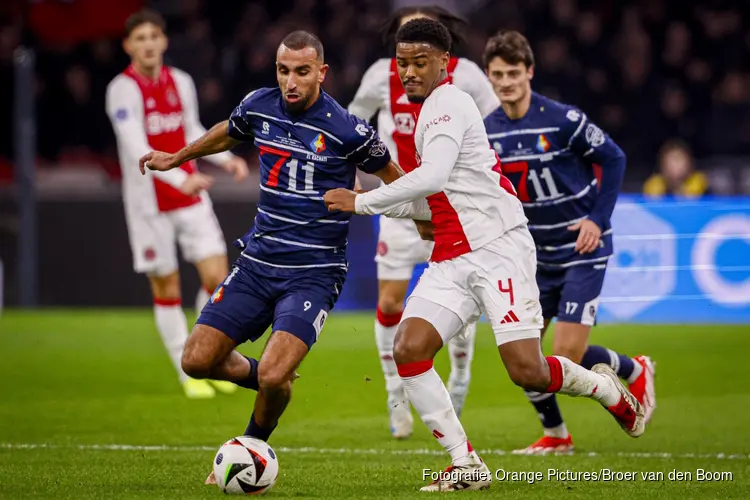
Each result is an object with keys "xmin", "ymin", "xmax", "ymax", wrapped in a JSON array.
[
  {"xmin": 139, "ymin": 151, "xmax": 178, "ymax": 174},
  {"xmin": 324, "ymin": 188, "xmax": 357, "ymax": 213}
]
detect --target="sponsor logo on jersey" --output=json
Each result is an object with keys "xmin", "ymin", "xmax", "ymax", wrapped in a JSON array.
[
  {"xmin": 146, "ymin": 112, "xmax": 183, "ymax": 135},
  {"xmin": 424, "ymin": 114, "xmax": 452, "ymax": 131},
  {"xmin": 309, "ymin": 133, "xmax": 326, "ymax": 153},
  {"xmin": 566, "ymin": 109, "xmax": 581, "ymax": 122},
  {"xmin": 262, "ymin": 121, "xmax": 270, "ymax": 134},
  {"xmin": 536, "ymin": 134, "xmax": 551, "ymax": 153}
]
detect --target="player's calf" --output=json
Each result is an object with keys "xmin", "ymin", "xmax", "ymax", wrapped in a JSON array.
[
  {"xmin": 245, "ymin": 330, "xmax": 308, "ymax": 441},
  {"xmin": 181, "ymin": 324, "xmax": 259, "ymax": 390},
  {"xmin": 500, "ymin": 337, "xmax": 555, "ymax": 392}
]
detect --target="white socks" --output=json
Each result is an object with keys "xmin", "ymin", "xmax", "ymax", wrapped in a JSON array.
[
  {"xmin": 547, "ymin": 355, "xmax": 620, "ymax": 407},
  {"xmin": 195, "ymin": 287, "xmax": 211, "ymax": 316},
  {"xmin": 399, "ymin": 361, "xmax": 473, "ymax": 466},
  {"xmin": 448, "ymin": 323, "xmax": 475, "ymax": 382},
  {"xmin": 154, "ymin": 299, "xmax": 189, "ymax": 383},
  {"xmin": 375, "ymin": 309, "xmax": 403, "ymax": 398}
]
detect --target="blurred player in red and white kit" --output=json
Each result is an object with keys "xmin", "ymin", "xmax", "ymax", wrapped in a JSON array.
[
  {"xmin": 347, "ymin": 5, "xmax": 499, "ymax": 438},
  {"xmin": 325, "ymin": 18, "xmax": 645, "ymax": 492},
  {"xmin": 105, "ymin": 9, "xmax": 248, "ymax": 399}
]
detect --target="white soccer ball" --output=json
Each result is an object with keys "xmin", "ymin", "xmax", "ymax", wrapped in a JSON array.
[{"xmin": 213, "ymin": 436, "xmax": 279, "ymax": 495}]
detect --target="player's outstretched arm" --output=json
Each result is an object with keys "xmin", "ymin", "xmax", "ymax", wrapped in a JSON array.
[
  {"xmin": 139, "ymin": 121, "xmax": 240, "ymax": 174},
  {"xmin": 353, "ymin": 134, "xmax": 457, "ymax": 215}
]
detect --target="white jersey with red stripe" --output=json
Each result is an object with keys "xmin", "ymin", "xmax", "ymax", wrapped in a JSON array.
[
  {"xmin": 415, "ymin": 83, "xmax": 526, "ymax": 261},
  {"xmin": 349, "ymin": 57, "xmax": 498, "ymax": 173},
  {"xmin": 105, "ymin": 65, "xmax": 231, "ymax": 274},
  {"xmin": 106, "ymin": 65, "xmax": 232, "ymax": 216},
  {"xmin": 348, "ymin": 57, "xmax": 498, "ymax": 278}
]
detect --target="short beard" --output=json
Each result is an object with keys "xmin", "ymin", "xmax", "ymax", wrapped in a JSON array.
[
  {"xmin": 406, "ymin": 94, "xmax": 426, "ymax": 104},
  {"xmin": 283, "ymin": 96, "xmax": 309, "ymax": 114}
]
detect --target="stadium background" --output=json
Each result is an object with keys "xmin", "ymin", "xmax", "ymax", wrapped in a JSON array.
[
  {"xmin": 1, "ymin": 0, "xmax": 749, "ymax": 322},
  {"xmin": 1, "ymin": 2, "xmax": 749, "ymax": 499}
]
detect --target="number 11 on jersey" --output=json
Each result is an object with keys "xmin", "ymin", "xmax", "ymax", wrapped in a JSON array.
[{"xmin": 261, "ymin": 146, "xmax": 316, "ymax": 194}]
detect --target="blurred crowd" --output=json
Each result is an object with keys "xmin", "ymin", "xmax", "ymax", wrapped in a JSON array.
[{"xmin": 1, "ymin": 0, "xmax": 749, "ymax": 194}]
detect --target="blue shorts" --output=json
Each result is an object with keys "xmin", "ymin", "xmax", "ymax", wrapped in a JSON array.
[
  {"xmin": 197, "ymin": 256, "xmax": 347, "ymax": 349},
  {"xmin": 537, "ymin": 262, "xmax": 607, "ymax": 326}
]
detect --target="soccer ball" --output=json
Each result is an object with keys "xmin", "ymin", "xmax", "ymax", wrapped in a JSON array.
[{"xmin": 213, "ymin": 436, "xmax": 279, "ymax": 495}]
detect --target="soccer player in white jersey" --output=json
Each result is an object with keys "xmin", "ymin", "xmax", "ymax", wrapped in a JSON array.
[
  {"xmin": 347, "ymin": 5, "xmax": 499, "ymax": 438},
  {"xmin": 105, "ymin": 9, "xmax": 249, "ymax": 399},
  {"xmin": 325, "ymin": 18, "xmax": 645, "ymax": 492}
]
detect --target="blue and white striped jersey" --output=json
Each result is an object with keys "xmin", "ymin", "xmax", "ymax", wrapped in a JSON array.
[
  {"xmin": 483, "ymin": 92, "xmax": 626, "ymax": 268},
  {"xmin": 228, "ymin": 88, "xmax": 391, "ymax": 268}
]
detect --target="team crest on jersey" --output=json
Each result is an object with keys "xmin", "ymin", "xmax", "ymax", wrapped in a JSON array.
[
  {"xmin": 166, "ymin": 89, "xmax": 178, "ymax": 106},
  {"xmin": 310, "ymin": 133, "xmax": 326, "ymax": 153},
  {"xmin": 211, "ymin": 286, "xmax": 224, "ymax": 304},
  {"xmin": 536, "ymin": 134, "xmax": 551, "ymax": 153}
]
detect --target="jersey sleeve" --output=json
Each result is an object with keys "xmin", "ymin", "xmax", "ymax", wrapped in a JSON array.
[
  {"xmin": 421, "ymin": 90, "xmax": 468, "ymax": 149},
  {"xmin": 105, "ymin": 76, "xmax": 187, "ymax": 188},
  {"xmin": 347, "ymin": 58, "xmax": 388, "ymax": 120},
  {"xmin": 562, "ymin": 108, "xmax": 626, "ymax": 229},
  {"xmin": 355, "ymin": 133, "xmax": 459, "ymax": 215},
  {"xmin": 227, "ymin": 90, "xmax": 259, "ymax": 142},
  {"xmin": 171, "ymin": 68, "xmax": 233, "ymax": 166},
  {"xmin": 452, "ymin": 59, "xmax": 500, "ymax": 118},
  {"xmin": 343, "ymin": 118, "xmax": 391, "ymax": 174}
]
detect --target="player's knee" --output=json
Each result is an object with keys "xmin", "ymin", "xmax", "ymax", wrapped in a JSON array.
[
  {"xmin": 257, "ymin": 364, "xmax": 294, "ymax": 392},
  {"xmin": 393, "ymin": 320, "xmax": 437, "ymax": 365},
  {"xmin": 149, "ymin": 272, "xmax": 181, "ymax": 301},
  {"xmin": 202, "ymin": 274, "xmax": 224, "ymax": 294},
  {"xmin": 181, "ymin": 349, "xmax": 212, "ymax": 379},
  {"xmin": 377, "ymin": 294, "xmax": 404, "ymax": 316}
]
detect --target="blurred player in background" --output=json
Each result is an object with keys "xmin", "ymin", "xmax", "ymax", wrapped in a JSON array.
[
  {"xmin": 348, "ymin": 5, "xmax": 499, "ymax": 438},
  {"xmin": 325, "ymin": 19, "xmax": 645, "ymax": 491},
  {"xmin": 140, "ymin": 30, "xmax": 404, "ymax": 484},
  {"xmin": 482, "ymin": 31, "xmax": 656, "ymax": 454},
  {"xmin": 105, "ymin": 9, "xmax": 249, "ymax": 399}
]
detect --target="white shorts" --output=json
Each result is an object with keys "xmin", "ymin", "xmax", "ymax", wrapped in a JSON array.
[
  {"xmin": 403, "ymin": 226, "xmax": 543, "ymax": 346},
  {"xmin": 375, "ymin": 216, "xmax": 433, "ymax": 281},
  {"xmin": 125, "ymin": 199, "xmax": 227, "ymax": 276}
]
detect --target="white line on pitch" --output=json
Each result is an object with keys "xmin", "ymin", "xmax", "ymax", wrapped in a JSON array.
[{"xmin": 1, "ymin": 443, "xmax": 748, "ymax": 461}]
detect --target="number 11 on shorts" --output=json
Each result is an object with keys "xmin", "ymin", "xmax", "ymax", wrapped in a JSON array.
[{"xmin": 498, "ymin": 279, "xmax": 514, "ymax": 306}]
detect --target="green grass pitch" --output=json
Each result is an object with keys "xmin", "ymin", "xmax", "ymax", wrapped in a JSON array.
[{"xmin": 1, "ymin": 310, "xmax": 749, "ymax": 499}]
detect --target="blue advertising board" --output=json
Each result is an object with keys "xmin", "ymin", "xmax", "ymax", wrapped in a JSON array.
[{"xmin": 338, "ymin": 197, "xmax": 750, "ymax": 324}]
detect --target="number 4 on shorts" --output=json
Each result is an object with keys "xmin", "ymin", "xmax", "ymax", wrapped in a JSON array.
[{"xmin": 498, "ymin": 279, "xmax": 514, "ymax": 306}]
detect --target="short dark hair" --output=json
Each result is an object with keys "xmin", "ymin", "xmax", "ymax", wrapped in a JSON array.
[
  {"xmin": 382, "ymin": 5, "xmax": 467, "ymax": 50},
  {"xmin": 483, "ymin": 30, "xmax": 535, "ymax": 69},
  {"xmin": 395, "ymin": 18, "xmax": 452, "ymax": 53},
  {"xmin": 280, "ymin": 30, "xmax": 325, "ymax": 61},
  {"xmin": 125, "ymin": 9, "xmax": 166, "ymax": 37}
]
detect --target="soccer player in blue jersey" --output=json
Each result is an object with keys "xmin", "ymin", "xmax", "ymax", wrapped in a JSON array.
[
  {"xmin": 140, "ymin": 30, "xmax": 402, "ymax": 480},
  {"xmin": 482, "ymin": 31, "xmax": 656, "ymax": 454}
]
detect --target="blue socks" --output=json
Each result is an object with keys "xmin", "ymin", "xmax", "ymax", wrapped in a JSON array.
[{"xmin": 581, "ymin": 345, "xmax": 635, "ymax": 380}]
